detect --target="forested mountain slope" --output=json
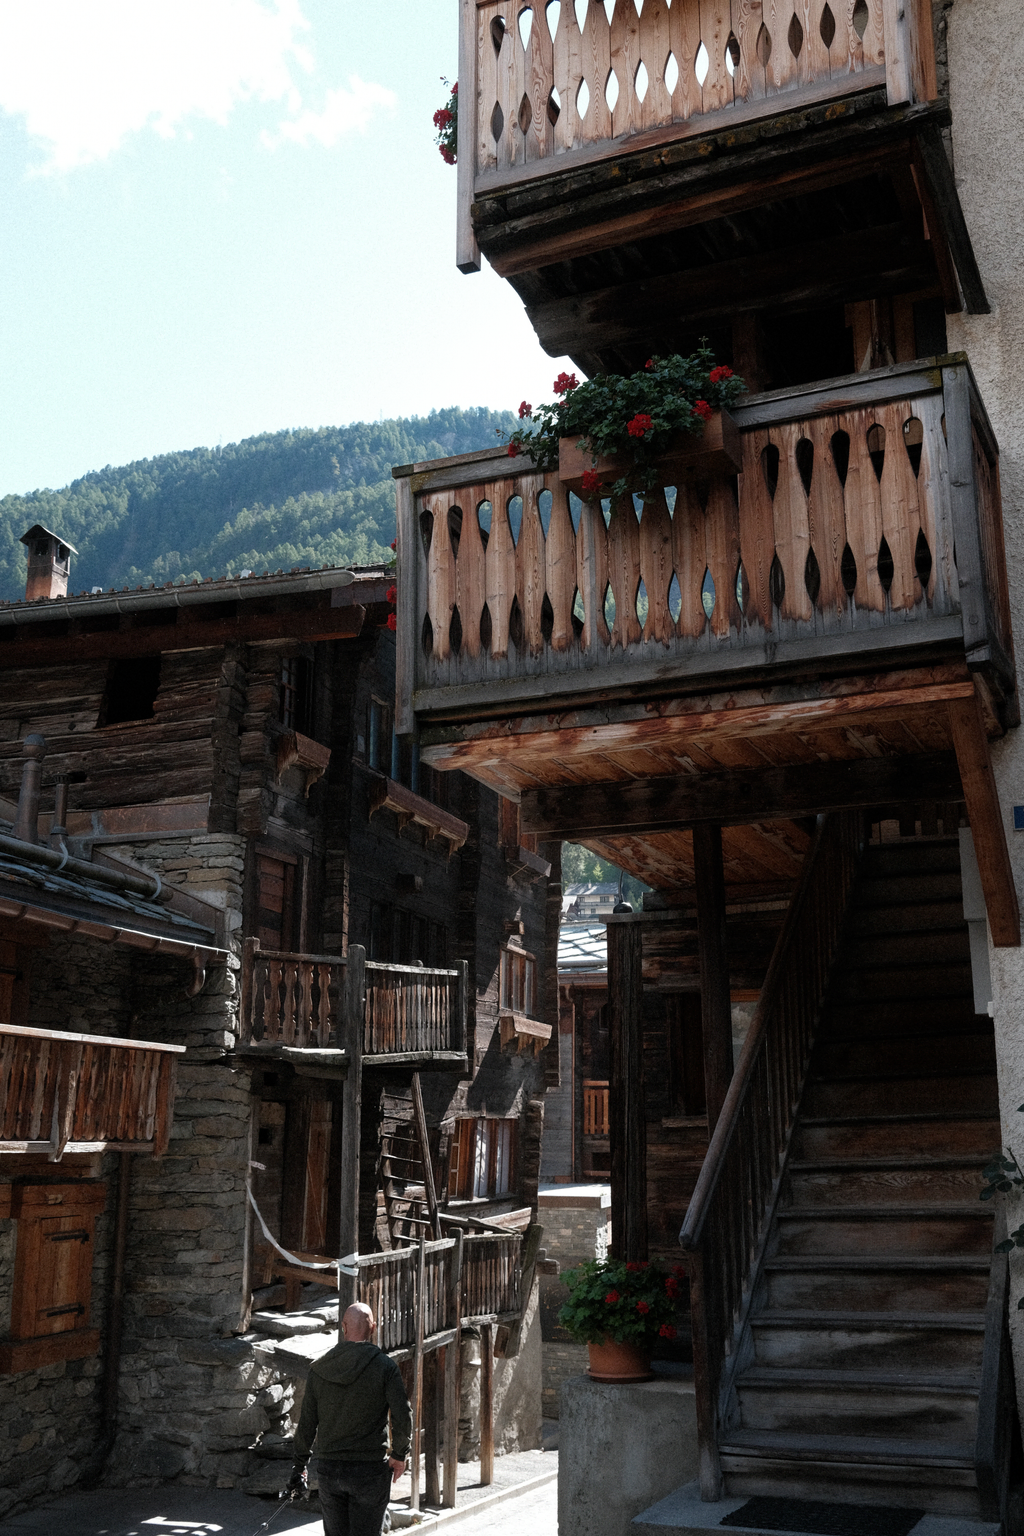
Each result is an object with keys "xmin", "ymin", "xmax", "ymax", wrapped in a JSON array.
[{"xmin": 0, "ymin": 408, "xmax": 514, "ymax": 601}]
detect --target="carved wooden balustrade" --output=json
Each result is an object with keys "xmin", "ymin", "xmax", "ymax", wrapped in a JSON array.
[
  {"xmin": 239, "ymin": 939, "xmax": 468, "ymax": 1061},
  {"xmin": 678, "ymin": 810, "xmax": 863, "ymax": 1498},
  {"xmin": 459, "ymin": 0, "xmax": 936, "ymax": 257},
  {"xmin": 355, "ymin": 1231, "xmax": 522, "ymax": 1353},
  {"xmin": 395, "ymin": 358, "xmax": 1015, "ymax": 730},
  {"xmin": 0, "ymin": 1022, "xmax": 184, "ymax": 1157}
]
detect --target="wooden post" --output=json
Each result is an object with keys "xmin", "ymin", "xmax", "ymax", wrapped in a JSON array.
[
  {"xmin": 607, "ymin": 920, "xmax": 647, "ymax": 1263},
  {"xmin": 424, "ymin": 1349, "xmax": 440, "ymax": 1507},
  {"xmin": 239, "ymin": 936, "xmax": 258, "ymax": 1044},
  {"xmin": 395, "ymin": 477, "xmax": 417, "ymax": 737},
  {"xmin": 882, "ymin": 0, "xmax": 911, "ymax": 105},
  {"xmin": 456, "ymin": 0, "xmax": 481, "ymax": 273},
  {"xmin": 339, "ymin": 944, "xmax": 365, "ymax": 1309},
  {"xmin": 479, "ymin": 1322, "xmax": 494, "ymax": 1486},
  {"xmin": 948, "ymin": 690, "xmax": 1021, "ymax": 947},
  {"xmin": 694, "ymin": 824, "xmax": 733, "ymax": 1134},
  {"xmin": 411, "ymin": 1072, "xmax": 442, "ymax": 1239},
  {"xmin": 442, "ymin": 1230, "xmax": 463, "ymax": 1508},
  {"xmin": 411, "ymin": 1236, "xmax": 426, "ymax": 1512},
  {"xmin": 455, "ymin": 958, "xmax": 469, "ymax": 1059}
]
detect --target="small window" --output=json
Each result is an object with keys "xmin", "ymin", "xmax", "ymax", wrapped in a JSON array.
[
  {"xmin": 448, "ymin": 1116, "xmax": 516, "ymax": 1200},
  {"xmin": 500, "ymin": 946, "xmax": 535, "ymax": 1016},
  {"xmin": 367, "ymin": 698, "xmax": 392, "ymax": 773},
  {"xmin": 280, "ymin": 656, "xmax": 312, "ymax": 734},
  {"xmin": 101, "ymin": 656, "xmax": 161, "ymax": 726}
]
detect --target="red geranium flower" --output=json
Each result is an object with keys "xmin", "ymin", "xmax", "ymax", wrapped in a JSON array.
[
  {"xmin": 452, "ymin": 82, "xmax": 458, "ymax": 95},
  {"xmin": 390, "ymin": 540, "xmax": 397, "ymax": 551},
  {"xmin": 508, "ymin": 442, "xmax": 521, "ymax": 457},
  {"xmin": 665, "ymin": 1277, "xmax": 679, "ymax": 1300},
  {"xmin": 709, "ymin": 365, "xmax": 733, "ymax": 383},
  {"xmin": 433, "ymin": 108, "xmax": 453, "ymax": 129},
  {"xmin": 659, "ymin": 1324, "xmax": 677, "ymax": 1339},
  {"xmin": 692, "ymin": 399, "xmax": 713, "ymax": 421},
  {"xmin": 627, "ymin": 412, "xmax": 653, "ymax": 438},
  {"xmin": 439, "ymin": 146, "xmax": 455, "ymax": 166},
  {"xmin": 604, "ymin": 1290, "xmax": 620, "ymax": 1304},
  {"xmin": 636, "ymin": 1300, "xmax": 650, "ymax": 1314},
  {"xmin": 553, "ymin": 371, "xmax": 579, "ymax": 395},
  {"xmin": 645, "ymin": 358, "xmax": 655, "ymax": 369},
  {"xmin": 386, "ymin": 613, "xmax": 397, "ymax": 631},
  {"xmin": 386, "ymin": 585, "xmax": 397, "ymax": 604},
  {"xmin": 518, "ymin": 400, "xmax": 532, "ymax": 419},
  {"xmin": 581, "ymin": 468, "xmax": 602, "ymax": 495}
]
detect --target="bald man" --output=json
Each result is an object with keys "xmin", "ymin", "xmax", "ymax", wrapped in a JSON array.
[{"xmin": 288, "ymin": 1302, "xmax": 412, "ymax": 1536}]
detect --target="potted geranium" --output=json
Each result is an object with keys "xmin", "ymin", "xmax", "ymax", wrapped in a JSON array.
[
  {"xmin": 501, "ymin": 348, "xmax": 746, "ymax": 503},
  {"xmin": 558, "ymin": 1257, "xmax": 684, "ymax": 1382}
]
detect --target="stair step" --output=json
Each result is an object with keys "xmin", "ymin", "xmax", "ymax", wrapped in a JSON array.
[
  {"xmin": 814, "ymin": 1034, "xmax": 995, "ymax": 1078},
  {"xmin": 795, "ymin": 1114, "xmax": 1000, "ymax": 1161},
  {"xmin": 826, "ymin": 998, "xmax": 987, "ymax": 1038},
  {"xmin": 828, "ymin": 964, "xmax": 974, "ymax": 1001},
  {"xmin": 851, "ymin": 899, "xmax": 969, "ymax": 936},
  {"xmin": 787, "ymin": 1165, "xmax": 989, "ymax": 1209},
  {"xmin": 844, "ymin": 932, "xmax": 972, "ymax": 968},
  {"xmin": 719, "ymin": 1431, "xmax": 982, "ymax": 1515},
  {"xmin": 861, "ymin": 840, "xmax": 961, "ymax": 876},
  {"xmin": 750, "ymin": 1311, "xmax": 985, "ymax": 1372},
  {"xmin": 735, "ymin": 1381, "xmax": 979, "ymax": 1441},
  {"xmin": 855, "ymin": 873, "xmax": 965, "ymax": 907},
  {"xmin": 804, "ymin": 1074, "xmax": 997, "ymax": 1118},
  {"xmin": 763, "ymin": 1256, "xmax": 990, "ymax": 1312},
  {"xmin": 774, "ymin": 1208, "xmax": 992, "ymax": 1257}
]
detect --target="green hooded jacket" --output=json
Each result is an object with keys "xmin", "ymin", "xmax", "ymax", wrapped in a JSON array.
[{"xmin": 292, "ymin": 1340, "xmax": 412, "ymax": 1465}]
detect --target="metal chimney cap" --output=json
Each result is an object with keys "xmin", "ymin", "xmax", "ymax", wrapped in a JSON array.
[{"xmin": 19, "ymin": 523, "xmax": 78, "ymax": 556}]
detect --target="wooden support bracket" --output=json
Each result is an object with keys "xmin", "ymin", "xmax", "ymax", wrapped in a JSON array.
[{"xmin": 948, "ymin": 690, "xmax": 1020, "ymax": 947}]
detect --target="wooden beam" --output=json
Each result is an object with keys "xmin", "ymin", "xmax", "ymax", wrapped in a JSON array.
[
  {"xmin": 442, "ymin": 1233, "xmax": 463, "ymax": 1509},
  {"xmin": 607, "ymin": 922, "xmax": 647, "ymax": 1263},
  {"xmin": 520, "ymin": 752, "xmax": 964, "ymax": 838},
  {"xmin": 338, "ymin": 944, "xmax": 365, "ymax": 1308},
  {"xmin": 912, "ymin": 124, "xmax": 989, "ymax": 315},
  {"xmin": 411, "ymin": 1072, "xmax": 442, "ymax": 1240},
  {"xmin": 479, "ymin": 1322, "xmax": 494, "ymax": 1486},
  {"xmin": 424, "ymin": 1349, "xmax": 441, "ymax": 1506},
  {"xmin": 693, "ymin": 827, "xmax": 733, "ymax": 1134},
  {"xmin": 948, "ymin": 691, "xmax": 1019, "ymax": 947},
  {"xmin": 0, "ymin": 603, "xmax": 367, "ymax": 667},
  {"xmin": 425, "ymin": 679, "xmax": 978, "ymax": 776},
  {"xmin": 527, "ymin": 226, "xmax": 934, "ymax": 358}
]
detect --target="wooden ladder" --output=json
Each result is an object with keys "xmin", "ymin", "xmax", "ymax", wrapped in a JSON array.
[{"xmin": 380, "ymin": 1073, "xmax": 441, "ymax": 1247}]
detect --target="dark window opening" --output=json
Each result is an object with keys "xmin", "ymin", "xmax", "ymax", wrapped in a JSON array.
[
  {"xmin": 913, "ymin": 297, "xmax": 948, "ymax": 359},
  {"xmin": 760, "ymin": 305, "xmax": 854, "ymax": 389},
  {"xmin": 367, "ymin": 698, "xmax": 392, "ymax": 773},
  {"xmin": 101, "ymin": 656, "xmax": 161, "ymax": 726},
  {"xmin": 280, "ymin": 656, "xmax": 312, "ymax": 734}
]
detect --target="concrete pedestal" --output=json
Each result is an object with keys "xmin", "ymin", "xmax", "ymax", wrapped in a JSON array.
[{"xmin": 558, "ymin": 1371, "xmax": 699, "ymax": 1536}]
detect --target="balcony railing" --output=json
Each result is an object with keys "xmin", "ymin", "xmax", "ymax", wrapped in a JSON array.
[
  {"xmin": 239, "ymin": 940, "xmax": 468, "ymax": 1062},
  {"xmin": 395, "ymin": 357, "xmax": 1014, "ymax": 729},
  {"xmin": 0, "ymin": 1022, "xmax": 184, "ymax": 1157},
  {"xmin": 355, "ymin": 1232, "xmax": 523, "ymax": 1353},
  {"xmin": 458, "ymin": 0, "xmax": 936, "ymax": 265}
]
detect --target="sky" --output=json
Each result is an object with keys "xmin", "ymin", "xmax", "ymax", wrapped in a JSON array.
[{"xmin": 0, "ymin": 0, "xmax": 574, "ymax": 497}]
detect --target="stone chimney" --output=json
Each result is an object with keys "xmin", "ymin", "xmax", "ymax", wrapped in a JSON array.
[{"xmin": 20, "ymin": 523, "xmax": 77, "ymax": 601}]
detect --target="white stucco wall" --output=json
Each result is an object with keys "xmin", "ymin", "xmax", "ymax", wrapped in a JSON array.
[{"xmin": 946, "ymin": 0, "xmax": 1024, "ymax": 1373}]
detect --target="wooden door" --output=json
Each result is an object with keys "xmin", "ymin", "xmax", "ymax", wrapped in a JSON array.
[{"xmin": 256, "ymin": 851, "xmax": 297, "ymax": 951}]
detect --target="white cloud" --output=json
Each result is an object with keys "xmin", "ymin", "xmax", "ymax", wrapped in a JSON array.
[
  {"xmin": 263, "ymin": 76, "xmax": 395, "ymax": 149},
  {"xmin": 0, "ymin": 1, "xmax": 392, "ymax": 172}
]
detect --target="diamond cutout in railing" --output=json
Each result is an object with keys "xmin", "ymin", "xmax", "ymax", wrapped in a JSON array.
[
  {"xmin": 635, "ymin": 60, "xmax": 649, "ymax": 102},
  {"xmin": 541, "ymin": 592, "xmax": 555, "ymax": 641},
  {"xmin": 877, "ymin": 536, "xmax": 894, "ymax": 595},
  {"xmin": 576, "ymin": 76, "xmax": 591, "ymax": 118},
  {"xmin": 421, "ymin": 613, "xmax": 434, "ymax": 655},
  {"xmin": 507, "ymin": 495, "xmax": 524, "ymax": 547},
  {"xmin": 509, "ymin": 595, "xmax": 525, "ymax": 650},
  {"xmin": 449, "ymin": 605, "xmax": 464, "ymax": 655},
  {"xmin": 447, "ymin": 505, "xmax": 463, "ymax": 557},
  {"xmin": 636, "ymin": 578, "xmax": 649, "ymax": 628},
  {"xmin": 491, "ymin": 16, "xmax": 507, "ymax": 51},
  {"xmin": 668, "ymin": 572, "xmax": 682, "ymax": 623},
  {"xmin": 756, "ymin": 23, "xmax": 772, "ymax": 64},
  {"xmin": 841, "ymin": 542, "xmax": 857, "ymax": 596},
  {"xmin": 788, "ymin": 12, "xmax": 804, "ymax": 57},
  {"xmin": 603, "ymin": 583, "xmax": 616, "ymax": 630},
  {"xmin": 480, "ymin": 603, "xmax": 493, "ymax": 651},
  {"xmin": 546, "ymin": 1, "xmax": 561, "ymax": 40},
  {"xmin": 665, "ymin": 50, "xmax": 679, "ymax": 92},
  {"xmin": 726, "ymin": 32, "xmax": 741, "ymax": 74},
  {"xmin": 903, "ymin": 416, "xmax": 923, "ymax": 478},
  {"xmin": 538, "ymin": 488, "xmax": 553, "ymax": 538},
  {"xmin": 769, "ymin": 552, "xmax": 785, "ymax": 608},
  {"xmin": 695, "ymin": 40, "xmax": 710, "ymax": 86},
  {"xmin": 519, "ymin": 93, "xmax": 533, "ymax": 133},
  {"xmin": 491, "ymin": 101, "xmax": 505, "ymax": 141},
  {"xmin": 701, "ymin": 567, "xmax": 716, "ymax": 620},
  {"xmin": 477, "ymin": 500, "xmax": 493, "ymax": 549},
  {"xmin": 572, "ymin": 587, "xmax": 586, "ymax": 634},
  {"xmin": 819, "ymin": 2, "xmax": 836, "ymax": 47},
  {"xmin": 574, "ymin": 0, "xmax": 589, "ymax": 31},
  {"xmin": 804, "ymin": 547, "xmax": 821, "ymax": 605},
  {"xmin": 519, "ymin": 7, "xmax": 534, "ymax": 48},
  {"xmin": 915, "ymin": 529, "xmax": 933, "ymax": 587},
  {"xmin": 605, "ymin": 69, "xmax": 620, "ymax": 110}
]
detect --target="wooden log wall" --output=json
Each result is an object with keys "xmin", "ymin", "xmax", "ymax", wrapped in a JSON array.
[
  {"xmin": 409, "ymin": 375, "xmax": 970, "ymax": 709},
  {"xmin": 473, "ymin": 0, "xmax": 890, "ymax": 195}
]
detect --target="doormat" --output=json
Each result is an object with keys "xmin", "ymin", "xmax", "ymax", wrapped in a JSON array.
[{"xmin": 719, "ymin": 1497, "xmax": 924, "ymax": 1536}]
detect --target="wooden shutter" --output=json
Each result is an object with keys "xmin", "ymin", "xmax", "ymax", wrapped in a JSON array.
[
  {"xmin": 257, "ymin": 852, "xmax": 296, "ymax": 950},
  {"xmin": 1, "ymin": 1181, "xmax": 106, "ymax": 1374}
]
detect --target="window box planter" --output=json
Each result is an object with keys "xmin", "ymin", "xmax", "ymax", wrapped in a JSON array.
[{"xmin": 558, "ymin": 409, "xmax": 742, "ymax": 496}]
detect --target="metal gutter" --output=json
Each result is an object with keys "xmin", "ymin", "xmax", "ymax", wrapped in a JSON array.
[{"xmin": 0, "ymin": 830, "xmax": 164, "ymax": 901}]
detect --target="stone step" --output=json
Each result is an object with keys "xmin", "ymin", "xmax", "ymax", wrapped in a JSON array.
[
  {"xmin": 633, "ymin": 1477, "xmax": 998, "ymax": 1535},
  {"xmin": 773, "ymin": 1207, "xmax": 993, "ymax": 1257},
  {"xmin": 749, "ymin": 1309, "xmax": 986, "ymax": 1373}
]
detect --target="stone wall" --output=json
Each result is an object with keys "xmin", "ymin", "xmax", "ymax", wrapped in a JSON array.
[{"xmin": 537, "ymin": 1194, "xmax": 611, "ymax": 1420}]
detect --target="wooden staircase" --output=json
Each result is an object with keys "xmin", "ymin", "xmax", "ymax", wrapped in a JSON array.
[{"xmin": 718, "ymin": 837, "xmax": 1008, "ymax": 1515}]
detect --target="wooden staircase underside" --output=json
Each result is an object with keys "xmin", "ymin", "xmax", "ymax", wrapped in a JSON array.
[{"xmin": 717, "ymin": 837, "xmax": 1008, "ymax": 1516}]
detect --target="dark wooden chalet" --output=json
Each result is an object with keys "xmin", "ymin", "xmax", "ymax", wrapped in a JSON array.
[
  {"xmin": 0, "ymin": 538, "xmax": 560, "ymax": 1515},
  {"xmin": 391, "ymin": 0, "xmax": 1019, "ymax": 1519}
]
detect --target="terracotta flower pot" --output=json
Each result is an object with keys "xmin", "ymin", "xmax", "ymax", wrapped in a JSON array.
[
  {"xmin": 558, "ymin": 409, "xmax": 741, "ymax": 495},
  {"xmin": 586, "ymin": 1336, "xmax": 654, "ymax": 1383}
]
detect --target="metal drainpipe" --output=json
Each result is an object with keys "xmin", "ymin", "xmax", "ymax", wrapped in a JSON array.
[
  {"xmin": 83, "ymin": 1151, "xmax": 133, "ymax": 1487},
  {"xmin": 12, "ymin": 735, "xmax": 45, "ymax": 844}
]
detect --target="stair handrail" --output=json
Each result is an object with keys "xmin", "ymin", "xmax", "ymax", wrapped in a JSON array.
[{"xmin": 679, "ymin": 809, "xmax": 864, "ymax": 1500}]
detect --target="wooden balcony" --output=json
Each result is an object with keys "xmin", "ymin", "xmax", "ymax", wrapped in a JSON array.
[
  {"xmin": 395, "ymin": 356, "xmax": 1019, "ymax": 942},
  {"xmin": 0, "ymin": 1022, "xmax": 184, "ymax": 1157},
  {"xmin": 457, "ymin": 2, "xmax": 987, "ymax": 368},
  {"xmin": 238, "ymin": 940, "xmax": 469, "ymax": 1068},
  {"xmin": 356, "ymin": 1232, "xmax": 523, "ymax": 1354}
]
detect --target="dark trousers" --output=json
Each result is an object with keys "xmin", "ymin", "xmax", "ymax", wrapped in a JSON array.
[{"xmin": 317, "ymin": 1459, "xmax": 393, "ymax": 1536}]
